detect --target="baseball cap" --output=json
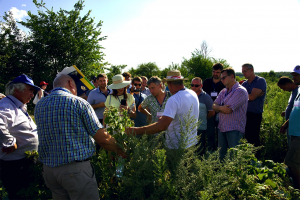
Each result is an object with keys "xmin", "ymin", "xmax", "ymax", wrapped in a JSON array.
[
  {"xmin": 39, "ymin": 81, "xmax": 49, "ymax": 86},
  {"xmin": 291, "ymin": 65, "xmax": 300, "ymax": 75},
  {"xmin": 10, "ymin": 74, "xmax": 40, "ymax": 91}
]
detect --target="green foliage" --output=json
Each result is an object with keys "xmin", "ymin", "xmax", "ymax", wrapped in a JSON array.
[
  {"xmin": 106, "ymin": 64, "xmax": 127, "ymax": 83},
  {"xmin": 129, "ymin": 62, "xmax": 161, "ymax": 79}
]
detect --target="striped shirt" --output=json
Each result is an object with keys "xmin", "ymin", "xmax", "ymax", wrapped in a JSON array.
[
  {"xmin": 215, "ymin": 82, "xmax": 248, "ymax": 133},
  {"xmin": 34, "ymin": 87, "xmax": 102, "ymax": 167}
]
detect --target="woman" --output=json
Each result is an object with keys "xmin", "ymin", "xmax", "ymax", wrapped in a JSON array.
[
  {"xmin": 33, "ymin": 81, "xmax": 49, "ymax": 104},
  {"xmin": 103, "ymin": 74, "xmax": 136, "ymax": 126}
]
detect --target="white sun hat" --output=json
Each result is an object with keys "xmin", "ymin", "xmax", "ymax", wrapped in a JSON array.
[{"xmin": 107, "ymin": 74, "xmax": 131, "ymax": 90}]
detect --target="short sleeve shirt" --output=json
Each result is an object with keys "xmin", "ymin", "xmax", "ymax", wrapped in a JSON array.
[
  {"xmin": 242, "ymin": 76, "xmax": 267, "ymax": 113},
  {"xmin": 87, "ymin": 88, "xmax": 112, "ymax": 119},
  {"xmin": 163, "ymin": 89, "xmax": 199, "ymax": 149},
  {"xmin": 197, "ymin": 91, "xmax": 214, "ymax": 130},
  {"xmin": 140, "ymin": 92, "xmax": 172, "ymax": 123},
  {"xmin": 104, "ymin": 93, "xmax": 135, "ymax": 108},
  {"xmin": 202, "ymin": 77, "xmax": 225, "ymax": 101},
  {"xmin": 288, "ymin": 87, "xmax": 300, "ymax": 136},
  {"xmin": 285, "ymin": 86, "xmax": 299, "ymax": 120}
]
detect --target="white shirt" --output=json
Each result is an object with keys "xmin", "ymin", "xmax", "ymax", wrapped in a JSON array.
[
  {"xmin": 163, "ymin": 89, "xmax": 199, "ymax": 149},
  {"xmin": 0, "ymin": 95, "xmax": 38, "ymax": 160}
]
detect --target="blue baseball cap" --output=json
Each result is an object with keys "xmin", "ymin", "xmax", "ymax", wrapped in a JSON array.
[
  {"xmin": 10, "ymin": 74, "xmax": 40, "ymax": 91},
  {"xmin": 291, "ymin": 65, "xmax": 300, "ymax": 75}
]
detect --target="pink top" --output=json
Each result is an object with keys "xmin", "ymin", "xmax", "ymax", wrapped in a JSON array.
[{"xmin": 215, "ymin": 82, "xmax": 248, "ymax": 133}]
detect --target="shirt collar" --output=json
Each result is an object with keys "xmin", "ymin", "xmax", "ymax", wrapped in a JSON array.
[
  {"xmin": 7, "ymin": 95, "xmax": 24, "ymax": 108},
  {"xmin": 51, "ymin": 87, "xmax": 72, "ymax": 94}
]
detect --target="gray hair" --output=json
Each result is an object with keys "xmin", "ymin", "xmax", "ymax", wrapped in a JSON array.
[
  {"xmin": 147, "ymin": 76, "xmax": 162, "ymax": 86},
  {"xmin": 5, "ymin": 82, "xmax": 26, "ymax": 96}
]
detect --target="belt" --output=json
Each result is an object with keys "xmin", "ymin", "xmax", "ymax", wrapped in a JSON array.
[{"xmin": 75, "ymin": 158, "xmax": 90, "ymax": 162}]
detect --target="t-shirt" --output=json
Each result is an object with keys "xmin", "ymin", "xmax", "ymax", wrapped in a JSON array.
[
  {"xmin": 197, "ymin": 91, "xmax": 214, "ymax": 130},
  {"xmin": 141, "ymin": 92, "xmax": 172, "ymax": 123},
  {"xmin": 288, "ymin": 87, "xmax": 300, "ymax": 137},
  {"xmin": 131, "ymin": 93, "xmax": 147, "ymax": 127},
  {"xmin": 163, "ymin": 89, "xmax": 199, "ymax": 149},
  {"xmin": 242, "ymin": 76, "xmax": 267, "ymax": 113},
  {"xmin": 285, "ymin": 86, "xmax": 299, "ymax": 120},
  {"xmin": 202, "ymin": 77, "xmax": 225, "ymax": 101},
  {"xmin": 87, "ymin": 88, "xmax": 112, "ymax": 119},
  {"xmin": 104, "ymin": 93, "xmax": 135, "ymax": 108}
]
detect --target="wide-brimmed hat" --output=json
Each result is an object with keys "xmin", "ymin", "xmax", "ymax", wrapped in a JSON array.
[
  {"xmin": 10, "ymin": 74, "xmax": 40, "ymax": 91},
  {"xmin": 163, "ymin": 70, "xmax": 188, "ymax": 82},
  {"xmin": 107, "ymin": 74, "xmax": 131, "ymax": 90},
  {"xmin": 291, "ymin": 65, "xmax": 300, "ymax": 75}
]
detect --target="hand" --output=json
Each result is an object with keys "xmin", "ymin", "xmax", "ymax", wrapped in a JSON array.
[
  {"xmin": 125, "ymin": 127, "xmax": 136, "ymax": 136},
  {"xmin": 120, "ymin": 105, "xmax": 129, "ymax": 111},
  {"xmin": 259, "ymin": 91, "xmax": 265, "ymax": 97},
  {"xmin": 281, "ymin": 111, "xmax": 285, "ymax": 117},
  {"xmin": 220, "ymin": 105, "xmax": 232, "ymax": 114},
  {"xmin": 280, "ymin": 123, "xmax": 288, "ymax": 134},
  {"xmin": 2, "ymin": 143, "xmax": 17, "ymax": 154}
]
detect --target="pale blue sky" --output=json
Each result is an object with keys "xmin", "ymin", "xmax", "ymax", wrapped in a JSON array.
[{"xmin": 1, "ymin": 0, "xmax": 300, "ymax": 73}]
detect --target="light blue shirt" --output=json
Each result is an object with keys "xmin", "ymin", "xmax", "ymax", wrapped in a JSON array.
[
  {"xmin": 87, "ymin": 87, "xmax": 112, "ymax": 119},
  {"xmin": 0, "ymin": 95, "xmax": 38, "ymax": 160},
  {"xmin": 197, "ymin": 91, "xmax": 213, "ymax": 130},
  {"xmin": 288, "ymin": 87, "xmax": 300, "ymax": 136}
]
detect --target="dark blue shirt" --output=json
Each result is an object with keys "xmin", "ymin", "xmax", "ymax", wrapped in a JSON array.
[
  {"xmin": 131, "ymin": 93, "xmax": 147, "ymax": 127},
  {"xmin": 242, "ymin": 76, "xmax": 267, "ymax": 113}
]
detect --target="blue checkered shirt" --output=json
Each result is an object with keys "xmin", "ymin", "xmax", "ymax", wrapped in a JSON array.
[{"xmin": 34, "ymin": 87, "xmax": 102, "ymax": 167}]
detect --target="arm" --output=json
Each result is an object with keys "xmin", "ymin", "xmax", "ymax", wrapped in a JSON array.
[
  {"xmin": 138, "ymin": 104, "xmax": 152, "ymax": 124},
  {"xmin": 248, "ymin": 88, "xmax": 264, "ymax": 101},
  {"xmin": 207, "ymin": 110, "xmax": 215, "ymax": 119},
  {"xmin": 280, "ymin": 119, "xmax": 289, "ymax": 134},
  {"xmin": 0, "ymin": 113, "xmax": 17, "ymax": 154},
  {"xmin": 93, "ymin": 128, "xmax": 123, "ymax": 155},
  {"xmin": 126, "ymin": 116, "xmax": 173, "ymax": 135},
  {"xmin": 212, "ymin": 103, "xmax": 233, "ymax": 114},
  {"xmin": 38, "ymin": 89, "xmax": 43, "ymax": 99},
  {"xmin": 91, "ymin": 102, "xmax": 105, "ymax": 109}
]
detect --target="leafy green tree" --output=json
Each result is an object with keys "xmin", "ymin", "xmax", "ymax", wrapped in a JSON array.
[
  {"xmin": 129, "ymin": 62, "xmax": 161, "ymax": 79},
  {"xmin": 19, "ymin": 0, "xmax": 107, "ymax": 84},
  {"xmin": 106, "ymin": 64, "xmax": 127, "ymax": 83}
]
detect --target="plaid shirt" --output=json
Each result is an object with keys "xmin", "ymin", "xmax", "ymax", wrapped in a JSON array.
[
  {"xmin": 215, "ymin": 82, "xmax": 248, "ymax": 133},
  {"xmin": 141, "ymin": 92, "xmax": 172, "ymax": 123},
  {"xmin": 34, "ymin": 87, "xmax": 102, "ymax": 167}
]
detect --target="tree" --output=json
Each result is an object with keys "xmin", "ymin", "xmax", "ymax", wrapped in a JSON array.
[
  {"xmin": 19, "ymin": 0, "xmax": 107, "ymax": 84},
  {"xmin": 0, "ymin": 11, "xmax": 30, "ymax": 92},
  {"xmin": 106, "ymin": 64, "xmax": 127, "ymax": 83},
  {"xmin": 129, "ymin": 62, "xmax": 161, "ymax": 79}
]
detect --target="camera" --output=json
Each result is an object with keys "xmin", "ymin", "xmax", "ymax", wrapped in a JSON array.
[{"xmin": 132, "ymin": 86, "xmax": 141, "ymax": 92}]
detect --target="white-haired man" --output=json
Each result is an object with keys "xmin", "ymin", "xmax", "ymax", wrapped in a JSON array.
[{"xmin": 0, "ymin": 74, "xmax": 40, "ymax": 199}]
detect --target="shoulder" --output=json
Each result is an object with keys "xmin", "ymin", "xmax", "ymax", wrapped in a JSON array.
[
  {"xmin": 203, "ymin": 77, "xmax": 212, "ymax": 83},
  {"xmin": 256, "ymin": 76, "xmax": 267, "ymax": 84},
  {"xmin": 0, "ymin": 98, "xmax": 15, "ymax": 112}
]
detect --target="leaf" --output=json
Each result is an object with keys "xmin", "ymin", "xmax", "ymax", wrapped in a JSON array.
[{"xmin": 265, "ymin": 179, "xmax": 277, "ymax": 189}]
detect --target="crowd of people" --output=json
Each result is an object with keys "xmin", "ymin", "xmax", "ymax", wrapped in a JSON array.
[{"xmin": 0, "ymin": 63, "xmax": 300, "ymax": 199}]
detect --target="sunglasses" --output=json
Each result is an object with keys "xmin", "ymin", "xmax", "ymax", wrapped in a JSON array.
[
  {"xmin": 134, "ymin": 83, "xmax": 142, "ymax": 86},
  {"xmin": 221, "ymin": 75, "xmax": 229, "ymax": 80},
  {"xmin": 191, "ymin": 84, "xmax": 201, "ymax": 87}
]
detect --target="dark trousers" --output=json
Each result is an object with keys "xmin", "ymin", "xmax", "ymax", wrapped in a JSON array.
[
  {"xmin": 245, "ymin": 112, "xmax": 262, "ymax": 157},
  {"xmin": 0, "ymin": 158, "xmax": 33, "ymax": 200}
]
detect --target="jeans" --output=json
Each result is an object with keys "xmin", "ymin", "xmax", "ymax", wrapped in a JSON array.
[
  {"xmin": 218, "ymin": 130, "xmax": 244, "ymax": 160},
  {"xmin": 206, "ymin": 116, "xmax": 218, "ymax": 151},
  {"xmin": 196, "ymin": 130, "xmax": 206, "ymax": 155}
]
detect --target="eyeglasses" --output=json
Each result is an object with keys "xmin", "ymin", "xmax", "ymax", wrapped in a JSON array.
[
  {"xmin": 242, "ymin": 68, "xmax": 250, "ymax": 73},
  {"xmin": 191, "ymin": 84, "xmax": 201, "ymax": 87},
  {"xmin": 134, "ymin": 83, "xmax": 141, "ymax": 86},
  {"xmin": 221, "ymin": 75, "xmax": 229, "ymax": 80}
]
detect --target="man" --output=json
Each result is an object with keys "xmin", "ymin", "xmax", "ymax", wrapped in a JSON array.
[
  {"xmin": 34, "ymin": 74, "xmax": 123, "ymax": 199},
  {"xmin": 212, "ymin": 68, "xmax": 248, "ymax": 160},
  {"xmin": 241, "ymin": 63, "xmax": 266, "ymax": 153},
  {"xmin": 202, "ymin": 63, "xmax": 226, "ymax": 151},
  {"xmin": 0, "ymin": 74, "xmax": 40, "ymax": 199},
  {"xmin": 127, "ymin": 70, "xmax": 199, "ymax": 150},
  {"xmin": 130, "ymin": 77, "xmax": 147, "ymax": 127},
  {"xmin": 191, "ymin": 77, "xmax": 215, "ymax": 155},
  {"xmin": 87, "ymin": 73, "xmax": 112, "ymax": 124},
  {"xmin": 84, "ymin": 75, "xmax": 98, "ymax": 98},
  {"xmin": 278, "ymin": 76, "xmax": 299, "ymax": 146},
  {"xmin": 139, "ymin": 76, "xmax": 172, "ymax": 125},
  {"xmin": 280, "ymin": 65, "xmax": 300, "ymax": 190},
  {"xmin": 122, "ymin": 72, "xmax": 132, "ymax": 93},
  {"xmin": 141, "ymin": 76, "xmax": 151, "ymax": 96}
]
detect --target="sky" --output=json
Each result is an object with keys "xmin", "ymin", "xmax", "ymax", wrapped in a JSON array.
[{"xmin": 1, "ymin": 0, "xmax": 300, "ymax": 73}]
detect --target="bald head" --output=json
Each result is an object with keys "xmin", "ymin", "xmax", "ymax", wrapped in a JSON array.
[{"xmin": 53, "ymin": 74, "xmax": 77, "ymax": 95}]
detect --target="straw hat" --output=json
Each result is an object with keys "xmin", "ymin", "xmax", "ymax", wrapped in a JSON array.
[
  {"xmin": 163, "ymin": 70, "xmax": 188, "ymax": 82},
  {"xmin": 107, "ymin": 74, "xmax": 131, "ymax": 89}
]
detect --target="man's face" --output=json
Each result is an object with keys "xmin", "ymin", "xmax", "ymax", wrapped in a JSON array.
[
  {"xmin": 41, "ymin": 85, "xmax": 47, "ymax": 90},
  {"xmin": 92, "ymin": 79, "xmax": 99, "ymax": 88},
  {"xmin": 292, "ymin": 73, "xmax": 300, "ymax": 85},
  {"xmin": 98, "ymin": 77, "xmax": 108, "ymax": 89},
  {"xmin": 278, "ymin": 84, "xmax": 289, "ymax": 92},
  {"xmin": 212, "ymin": 69, "xmax": 222, "ymax": 80},
  {"xmin": 242, "ymin": 66, "xmax": 252, "ymax": 79},
  {"xmin": 133, "ymin": 80, "xmax": 142, "ymax": 91},
  {"xmin": 148, "ymin": 82, "xmax": 161, "ymax": 97},
  {"xmin": 14, "ymin": 84, "xmax": 35, "ymax": 104},
  {"xmin": 191, "ymin": 79, "xmax": 202, "ymax": 94},
  {"xmin": 125, "ymin": 76, "xmax": 131, "ymax": 81},
  {"xmin": 141, "ymin": 78, "xmax": 147, "ymax": 90},
  {"xmin": 221, "ymin": 72, "xmax": 231, "ymax": 87}
]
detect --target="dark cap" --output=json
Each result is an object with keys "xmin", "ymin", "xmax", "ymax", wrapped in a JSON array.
[{"xmin": 10, "ymin": 74, "xmax": 40, "ymax": 91}]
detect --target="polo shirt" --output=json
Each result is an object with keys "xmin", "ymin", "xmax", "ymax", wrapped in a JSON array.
[
  {"xmin": 202, "ymin": 77, "xmax": 225, "ymax": 101},
  {"xmin": 197, "ymin": 91, "xmax": 214, "ymax": 130},
  {"xmin": 242, "ymin": 76, "xmax": 266, "ymax": 113},
  {"xmin": 288, "ymin": 87, "xmax": 300, "ymax": 137},
  {"xmin": 215, "ymin": 82, "xmax": 248, "ymax": 133},
  {"xmin": 87, "ymin": 87, "xmax": 112, "ymax": 120}
]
